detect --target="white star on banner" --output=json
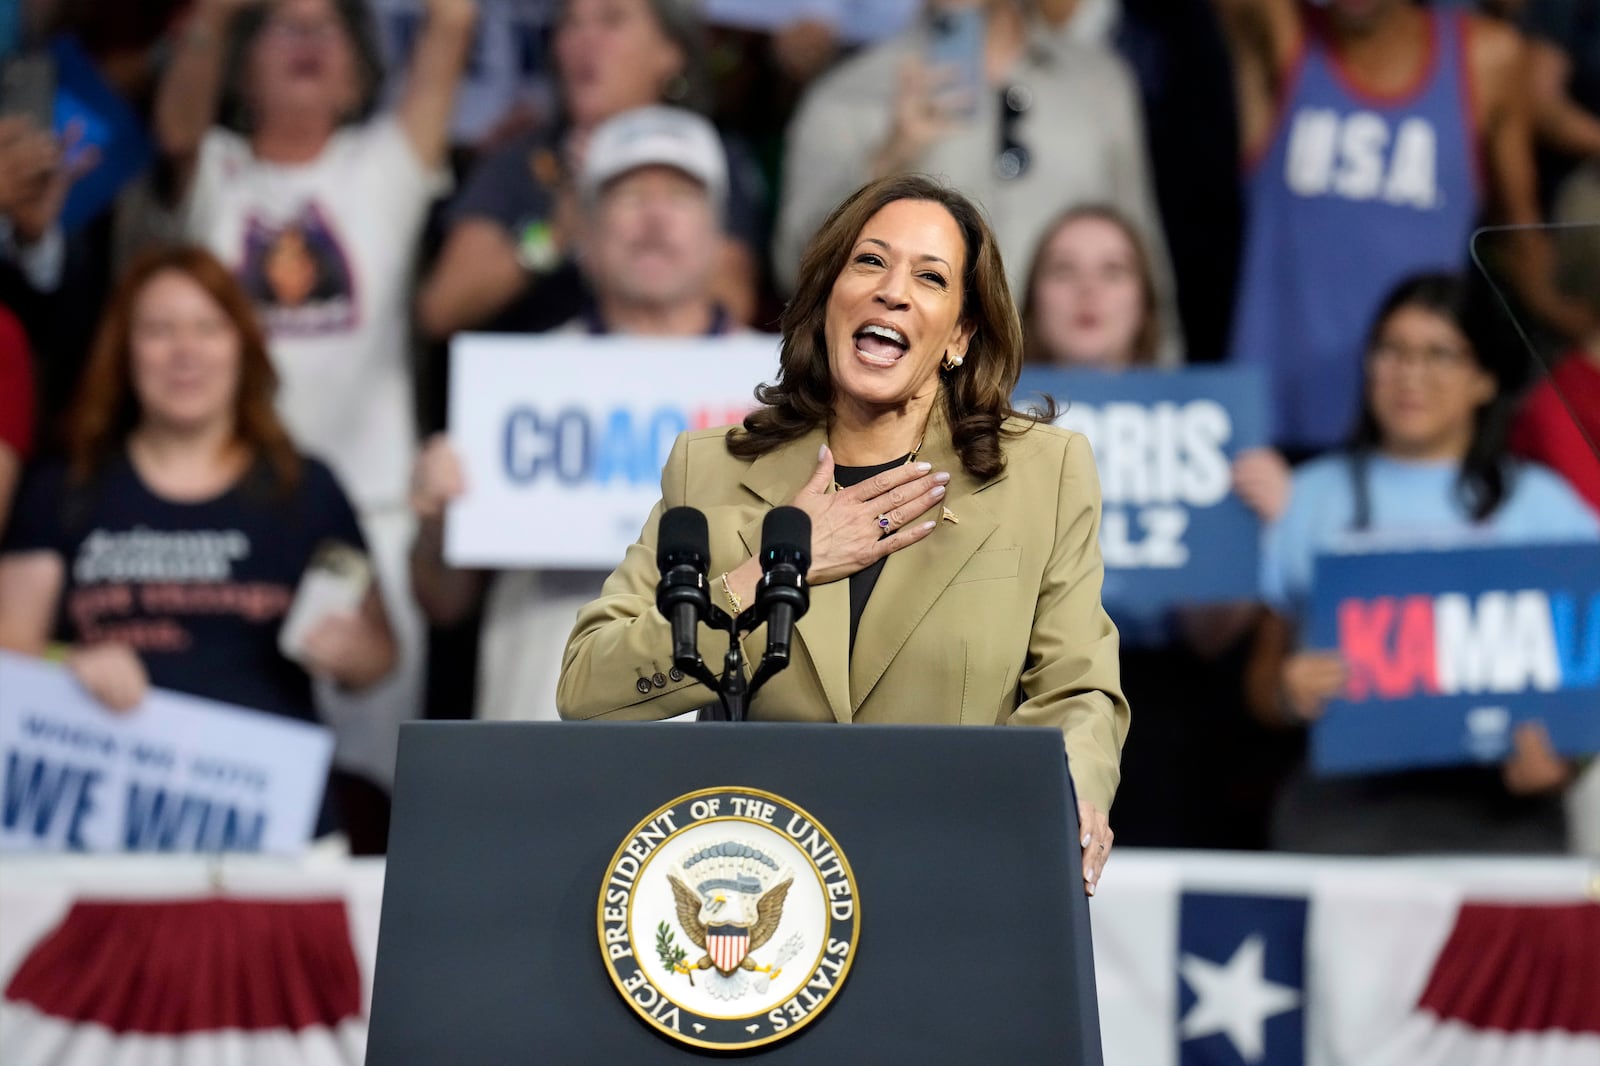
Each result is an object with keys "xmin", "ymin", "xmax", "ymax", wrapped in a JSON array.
[{"xmin": 1178, "ymin": 933, "xmax": 1301, "ymax": 1063}]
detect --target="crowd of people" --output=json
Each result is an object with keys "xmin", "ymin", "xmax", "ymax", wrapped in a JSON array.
[{"xmin": 1, "ymin": 0, "xmax": 1597, "ymax": 855}]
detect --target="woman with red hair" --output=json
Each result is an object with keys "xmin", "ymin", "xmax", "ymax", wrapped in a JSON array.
[{"xmin": 0, "ymin": 247, "xmax": 395, "ymax": 820}]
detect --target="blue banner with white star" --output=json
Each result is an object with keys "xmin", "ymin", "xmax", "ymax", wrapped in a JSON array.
[{"xmin": 1177, "ymin": 891, "xmax": 1307, "ymax": 1066}]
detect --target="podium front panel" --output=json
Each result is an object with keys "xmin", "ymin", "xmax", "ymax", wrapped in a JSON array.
[{"xmin": 368, "ymin": 721, "xmax": 1102, "ymax": 1064}]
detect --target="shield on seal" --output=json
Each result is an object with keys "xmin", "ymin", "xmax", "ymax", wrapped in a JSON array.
[{"xmin": 706, "ymin": 925, "xmax": 751, "ymax": 972}]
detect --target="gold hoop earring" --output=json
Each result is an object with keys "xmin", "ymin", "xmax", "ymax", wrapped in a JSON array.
[{"xmin": 941, "ymin": 351, "xmax": 964, "ymax": 371}]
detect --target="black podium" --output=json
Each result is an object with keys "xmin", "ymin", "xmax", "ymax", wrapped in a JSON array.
[{"xmin": 367, "ymin": 722, "xmax": 1104, "ymax": 1064}]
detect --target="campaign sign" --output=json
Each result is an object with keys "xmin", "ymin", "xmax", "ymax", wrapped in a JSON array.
[
  {"xmin": 1307, "ymin": 545, "xmax": 1600, "ymax": 775},
  {"xmin": 446, "ymin": 333, "xmax": 778, "ymax": 568},
  {"xmin": 0, "ymin": 652, "xmax": 334, "ymax": 854},
  {"xmin": 51, "ymin": 36, "xmax": 153, "ymax": 234},
  {"xmin": 1015, "ymin": 366, "xmax": 1267, "ymax": 611}
]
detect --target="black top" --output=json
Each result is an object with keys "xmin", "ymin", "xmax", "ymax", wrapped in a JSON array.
[
  {"xmin": 832, "ymin": 455, "xmax": 912, "ymax": 653},
  {"xmin": 1, "ymin": 451, "xmax": 367, "ymax": 723}
]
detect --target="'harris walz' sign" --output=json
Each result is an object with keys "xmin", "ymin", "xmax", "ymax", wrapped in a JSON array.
[
  {"xmin": 1307, "ymin": 544, "xmax": 1600, "ymax": 775},
  {"xmin": 1015, "ymin": 367, "xmax": 1267, "ymax": 613},
  {"xmin": 0, "ymin": 652, "xmax": 334, "ymax": 853}
]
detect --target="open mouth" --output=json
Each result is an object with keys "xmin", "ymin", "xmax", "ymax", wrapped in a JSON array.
[{"xmin": 853, "ymin": 322, "xmax": 909, "ymax": 367}]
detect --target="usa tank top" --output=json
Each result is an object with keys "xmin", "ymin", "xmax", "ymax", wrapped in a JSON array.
[{"xmin": 1228, "ymin": 11, "xmax": 1482, "ymax": 450}]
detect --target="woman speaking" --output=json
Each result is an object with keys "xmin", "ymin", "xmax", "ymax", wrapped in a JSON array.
[{"xmin": 557, "ymin": 175, "xmax": 1128, "ymax": 894}]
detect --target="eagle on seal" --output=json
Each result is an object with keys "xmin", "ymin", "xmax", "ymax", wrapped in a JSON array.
[{"xmin": 667, "ymin": 870, "xmax": 792, "ymax": 977}]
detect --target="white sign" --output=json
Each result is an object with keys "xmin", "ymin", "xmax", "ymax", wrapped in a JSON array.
[
  {"xmin": 0, "ymin": 652, "xmax": 335, "ymax": 855},
  {"xmin": 445, "ymin": 332, "xmax": 780, "ymax": 568}
]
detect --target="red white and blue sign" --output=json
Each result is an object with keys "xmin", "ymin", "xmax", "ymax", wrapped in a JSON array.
[
  {"xmin": 1016, "ymin": 367, "xmax": 1268, "ymax": 615},
  {"xmin": 1307, "ymin": 544, "xmax": 1600, "ymax": 775}
]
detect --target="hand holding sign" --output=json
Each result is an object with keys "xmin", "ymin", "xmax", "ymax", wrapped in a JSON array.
[
  {"xmin": 410, "ymin": 433, "xmax": 467, "ymax": 524},
  {"xmin": 1231, "ymin": 447, "xmax": 1292, "ymax": 525},
  {"xmin": 1281, "ymin": 651, "xmax": 1346, "ymax": 724},
  {"xmin": 67, "ymin": 643, "xmax": 148, "ymax": 714},
  {"xmin": 1501, "ymin": 721, "xmax": 1574, "ymax": 796}
]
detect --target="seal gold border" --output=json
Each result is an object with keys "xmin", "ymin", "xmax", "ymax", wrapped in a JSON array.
[{"xmin": 596, "ymin": 786, "xmax": 861, "ymax": 1051}]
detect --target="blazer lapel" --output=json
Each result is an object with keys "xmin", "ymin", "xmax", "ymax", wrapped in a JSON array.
[
  {"xmin": 737, "ymin": 427, "xmax": 852, "ymax": 724},
  {"xmin": 848, "ymin": 414, "xmax": 1005, "ymax": 713}
]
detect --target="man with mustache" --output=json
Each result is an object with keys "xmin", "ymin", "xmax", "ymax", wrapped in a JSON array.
[
  {"xmin": 408, "ymin": 106, "xmax": 744, "ymax": 722},
  {"xmin": 562, "ymin": 106, "xmax": 737, "ymax": 337}
]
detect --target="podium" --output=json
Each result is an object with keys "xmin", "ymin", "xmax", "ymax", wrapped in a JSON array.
[{"xmin": 367, "ymin": 721, "xmax": 1104, "ymax": 1063}]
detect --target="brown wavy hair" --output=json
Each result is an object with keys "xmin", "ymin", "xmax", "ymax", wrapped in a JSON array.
[
  {"xmin": 66, "ymin": 245, "xmax": 300, "ymax": 492},
  {"xmin": 729, "ymin": 174, "xmax": 1042, "ymax": 479},
  {"xmin": 1021, "ymin": 204, "xmax": 1161, "ymax": 367}
]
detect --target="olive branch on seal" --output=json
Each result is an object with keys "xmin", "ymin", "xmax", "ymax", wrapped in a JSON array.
[{"xmin": 656, "ymin": 921, "xmax": 693, "ymax": 986}]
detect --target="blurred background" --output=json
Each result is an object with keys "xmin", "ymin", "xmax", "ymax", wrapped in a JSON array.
[{"xmin": 0, "ymin": 0, "xmax": 1597, "ymax": 1062}]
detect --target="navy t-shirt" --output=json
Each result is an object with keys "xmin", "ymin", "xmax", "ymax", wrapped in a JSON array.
[
  {"xmin": 447, "ymin": 124, "xmax": 768, "ymax": 333},
  {"xmin": 2, "ymin": 452, "xmax": 367, "ymax": 724}
]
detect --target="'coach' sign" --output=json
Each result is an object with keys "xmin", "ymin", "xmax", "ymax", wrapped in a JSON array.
[{"xmin": 446, "ymin": 333, "xmax": 779, "ymax": 569}]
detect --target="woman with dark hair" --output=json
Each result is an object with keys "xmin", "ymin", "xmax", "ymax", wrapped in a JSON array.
[
  {"xmin": 151, "ymin": 0, "xmax": 475, "ymax": 792},
  {"xmin": 0, "ymin": 246, "xmax": 395, "ymax": 835},
  {"xmin": 416, "ymin": 0, "xmax": 765, "ymax": 339},
  {"xmin": 559, "ymin": 174, "xmax": 1129, "ymax": 895},
  {"xmin": 1022, "ymin": 205, "xmax": 1164, "ymax": 368},
  {"xmin": 1246, "ymin": 272, "xmax": 1599, "ymax": 854}
]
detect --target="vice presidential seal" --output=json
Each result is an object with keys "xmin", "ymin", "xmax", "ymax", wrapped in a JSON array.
[{"xmin": 597, "ymin": 787, "xmax": 860, "ymax": 1050}]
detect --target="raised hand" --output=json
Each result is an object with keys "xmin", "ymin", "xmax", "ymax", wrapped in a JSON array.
[{"xmin": 870, "ymin": 61, "xmax": 969, "ymax": 180}]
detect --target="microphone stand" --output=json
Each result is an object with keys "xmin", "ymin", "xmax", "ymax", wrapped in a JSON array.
[{"xmin": 671, "ymin": 602, "xmax": 779, "ymax": 723}]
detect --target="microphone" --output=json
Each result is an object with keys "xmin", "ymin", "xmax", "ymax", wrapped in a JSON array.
[
  {"xmin": 656, "ymin": 507, "xmax": 711, "ymax": 670},
  {"xmin": 755, "ymin": 507, "xmax": 811, "ymax": 669}
]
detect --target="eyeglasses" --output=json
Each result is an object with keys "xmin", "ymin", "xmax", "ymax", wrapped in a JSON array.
[
  {"xmin": 995, "ymin": 84, "xmax": 1031, "ymax": 182},
  {"xmin": 1367, "ymin": 340, "xmax": 1476, "ymax": 374}
]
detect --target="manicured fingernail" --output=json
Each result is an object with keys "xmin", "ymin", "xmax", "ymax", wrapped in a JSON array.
[
  {"xmin": 915, "ymin": 461, "xmax": 932, "ymax": 471},
  {"xmin": 933, "ymin": 471, "xmax": 951, "ymax": 483},
  {"xmin": 921, "ymin": 521, "xmax": 936, "ymax": 530},
  {"xmin": 1081, "ymin": 833, "xmax": 1092, "ymax": 848},
  {"xmin": 931, "ymin": 485, "xmax": 946, "ymax": 498},
  {"xmin": 819, "ymin": 445, "xmax": 828, "ymax": 460},
  {"xmin": 1086, "ymin": 882, "xmax": 1096, "ymax": 896}
]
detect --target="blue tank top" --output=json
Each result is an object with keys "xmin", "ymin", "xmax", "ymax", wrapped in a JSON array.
[{"xmin": 1228, "ymin": 12, "xmax": 1481, "ymax": 450}]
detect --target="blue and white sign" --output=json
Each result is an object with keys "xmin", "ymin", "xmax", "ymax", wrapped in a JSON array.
[
  {"xmin": 0, "ymin": 652, "xmax": 334, "ymax": 854},
  {"xmin": 1307, "ymin": 544, "xmax": 1600, "ymax": 775},
  {"xmin": 1016, "ymin": 367, "xmax": 1268, "ymax": 613},
  {"xmin": 446, "ymin": 333, "xmax": 779, "ymax": 568}
]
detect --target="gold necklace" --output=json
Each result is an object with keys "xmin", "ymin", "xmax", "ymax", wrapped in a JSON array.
[{"xmin": 830, "ymin": 435, "xmax": 925, "ymax": 494}]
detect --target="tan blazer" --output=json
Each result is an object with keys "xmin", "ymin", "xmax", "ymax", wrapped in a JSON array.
[{"xmin": 557, "ymin": 413, "xmax": 1130, "ymax": 813}]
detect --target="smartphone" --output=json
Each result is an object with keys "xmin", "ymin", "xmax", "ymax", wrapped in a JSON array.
[
  {"xmin": 279, "ymin": 541, "xmax": 373, "ymax": 663},
  {"xmin": 0, "ymin": 54, "xmax": 55, "ymax": 131},
  {"xmin": 926, "ymin": 6, "xmax": 984, "ymax": 121}
]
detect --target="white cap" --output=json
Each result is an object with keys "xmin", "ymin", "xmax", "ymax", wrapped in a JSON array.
[{"xmin": 581, "ymin": 106, "xmax": 728, "ymax": 212}]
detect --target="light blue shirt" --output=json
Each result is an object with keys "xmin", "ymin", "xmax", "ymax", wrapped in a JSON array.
[{"xmin": 1262, "ymin": 453, "xmax": 1600, "ymax": 619}]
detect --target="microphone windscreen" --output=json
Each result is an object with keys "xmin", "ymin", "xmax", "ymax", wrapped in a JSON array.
[
  {"xmin": 657, "ymin": 507, "xmax": 710, "ymax": 573},
  {"xmin": 761, "ymin": 506, "xmax": 812, "ymax": 568}
]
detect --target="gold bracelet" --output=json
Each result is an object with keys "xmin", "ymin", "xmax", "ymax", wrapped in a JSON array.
[{"xmin": 719, "ymin": 572, "xmax": 742, "ymax": 614}]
